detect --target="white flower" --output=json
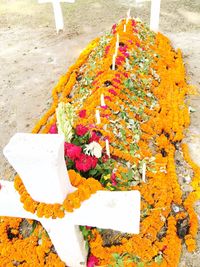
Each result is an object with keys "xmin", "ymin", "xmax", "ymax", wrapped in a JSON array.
[{"xmin": 84, "ymin": 141, "xmax": 102, "ymax": 158}]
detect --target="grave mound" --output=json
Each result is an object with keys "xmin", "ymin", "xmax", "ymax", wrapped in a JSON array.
[{"xmin": 1, "ymin": 18, "xmax": 200, "ymax": 266}]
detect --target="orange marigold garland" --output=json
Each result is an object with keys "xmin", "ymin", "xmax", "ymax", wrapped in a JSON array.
[{"xmin": 14, "ymin": 170, "xmax": 103, "ymax": 218}]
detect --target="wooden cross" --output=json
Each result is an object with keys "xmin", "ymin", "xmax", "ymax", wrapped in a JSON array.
[
  {"xmin": 2, "ymin": 133, "xmax": 141, "ymax": 267},
  {"xmin": 38, "ymin": 0, "xmax": 75, "ymax": 32}
]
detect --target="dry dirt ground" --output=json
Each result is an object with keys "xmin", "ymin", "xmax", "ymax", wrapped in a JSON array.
[{"xmin": 0, "ymin": 0, "xmax": 200, "ymax": 266}]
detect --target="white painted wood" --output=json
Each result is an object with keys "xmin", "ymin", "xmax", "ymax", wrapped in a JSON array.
[
  {"xmin": 38, "ymin": 0, "xmax": 75, "ymax": 32},
  {"xmin": 3, "ymin": 133, "xmax": 75, "ymax": 204},
  {"xmin": 150, "ymin": 0, "xmax": 161, "ymax": 32}
]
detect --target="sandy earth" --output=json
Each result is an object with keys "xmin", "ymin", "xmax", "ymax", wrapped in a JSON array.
[{"xmin": 0, "ymin": 0, "xmax": 200, "ymax": 266}]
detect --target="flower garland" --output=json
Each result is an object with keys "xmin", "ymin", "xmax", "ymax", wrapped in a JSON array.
[{"xmin": 14, "ymin": 170, "xmax": 103, "ymax": 218}]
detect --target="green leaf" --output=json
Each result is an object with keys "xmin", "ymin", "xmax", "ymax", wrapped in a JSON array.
[
  {"xmin": 89, "ymin": 169, "xmax": 98, "ymax": 176},
  {"xmin": 112, "ymin": 253, "xmax": 120, "ymax": 260},
  {"xmin": 30, "ymin": 220, "xmax": 37, "ymax": 234},
  {"xmin": 137, "ymin": 262, "xmax": 144, "ymax": 267},
  {"xmin": 154, "ymin": 254, "xmax": 163, "ymax": 265}
]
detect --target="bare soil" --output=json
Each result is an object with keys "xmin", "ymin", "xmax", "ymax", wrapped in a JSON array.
[{"xmin": 0, "ymin": 0, "xmax": 200, "ymax": 266}]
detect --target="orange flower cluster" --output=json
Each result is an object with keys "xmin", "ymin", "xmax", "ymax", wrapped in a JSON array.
[
  {"xmin": 14, "ymin": 170, "xmax": 103, "ymax": 218},
  {"xmin": 1, "ymin": 18, "xmax": 199, "ymax": 266}
]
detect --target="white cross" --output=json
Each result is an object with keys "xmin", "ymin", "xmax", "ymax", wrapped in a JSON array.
[
  {"xmin": 2, "ymin": 133, "xmax": 141, "ymax": 267},
  {"xmin": 135, "ymin": 0, "xmax": 161, "ymax": 32},
  {"xmin": 38, "ymin": 0, "xmax": 75, "ymax": 33}
]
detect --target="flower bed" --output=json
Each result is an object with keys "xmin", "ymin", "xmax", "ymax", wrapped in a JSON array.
[{"xmin": 1, "ymin": 18, "xmax": 200, "ymax": 266}]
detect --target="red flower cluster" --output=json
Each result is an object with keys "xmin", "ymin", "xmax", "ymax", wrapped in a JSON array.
[
  {"xmin": 89, "ymin": 131, "xmax": 100, "ymax": 143},
  {"xmin": 79, "ymin": 110, "xmax": 86, "ymax": 118},
  {"xmin": 75, "ymin": 154, "xmax": 98, "ymax": 172},
  {"xmin": 64, "ymin": 143, "xmax": 82, "ymax": 160},
  {"xmin": 65, "ymin": 141, "xmax": 98, "ymax": 172},
  {"xmin": 76, "ymin": 124, "xmax": 88, "ymax": 136}
]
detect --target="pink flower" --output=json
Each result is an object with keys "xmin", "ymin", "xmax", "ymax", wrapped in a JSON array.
[
  {"xmin": 64, "ymin": 143, "xmax": 82, "ymax": 160},
  {"xmin": 104, "ymin": 96, "xmax": 111, "ymax": 101},
  {"xmin": 100, "ymin": 105, "xmax": 107, "ymax": 109},
  {"xmin": 112, "ymin": 24, "xmax": 117, "ymax": 34},
  {"xmin": 76, "ymin": 124, "xmax": 89, "ymax": 136},
  {"xmin": 89, "ymin": 131, "xmax": 100, "ymax": 143},
  {"xmin": 79, "ymin": 110, "xmax": 86, "ymax": 118},
  {"xmin": 119, "ymin": 46, "xmax": 127, "ymax": 52},
  {"xmin": 111, "ymin": 173, "xmax": 117, "ymax": 186},
  {"xmin": 87, "ymin": 254, "xmax": 99, "ymax": 267},
  {"xmin": 113, "ymin": 78, "xmax": 120, "ymax": 83},
  {"xmin": 122, "ymin": 52, "xmax": 129, "ymax": 58},
  {"xmin": 108, "ymin": 89, "xmax": 117, "ymax": 96},
  {"xmin": 49, "ymin": 124, "xmax": 58, "ymax": 134},
  {"xmin": 75, "ymin": 154, "xmax": 97, "ymax": 172},
  {"xmin": 132, "ymin": 20, "xmax": 137, "ymax": 27},
  {"xmin": 105, "ymin": 45, "xmax": 110, "ymax": 55}
]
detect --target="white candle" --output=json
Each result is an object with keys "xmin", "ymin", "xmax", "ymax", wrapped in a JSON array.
[
  {"xmin": 101, "ymin": 94, "xmax": 106, "ymax": 106},
  {"xmin": 115, "ymin": 33, "xmax": 119, "ymax": 56},
  {"xmin": 150, "ymin": 0, "xmax": 161, "ymax": 32},
  {"xmin": 105, "ymin": 139, "xmax": 110, "ymax": 158},
  {"xmin": 96, "ymin": 110, "xmax": 101, "ymax": 124},
  {"xmin": 142, "ymin": 162, "xmax": 146, "ymax": 183},
  {"xmin": 112, "ymin": 55, "xmax": 116, "ymax": 70},
  {"xmin": 126, "ymin": 8, "xmax": 131, "ymax": 24},
  {"xmin": 123, "ymin": 24, "xmax": 126, "ymax": 32}
]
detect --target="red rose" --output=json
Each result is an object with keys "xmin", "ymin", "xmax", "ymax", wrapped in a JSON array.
[
  {"xmin": 76, "ymin": 124, "xmax": 88, "ymax": 136},
  {"xmin": 89, "ymin": 131, "xmax": 100, "ymax": 143},
  {"xmin": 64, "ymin": 143, "xmax": 82, "ymax": 161},
  {"xmin": 90, "ymin": 157, "xmax": 98, "ymax": 169},
  {"xmin": 79, "ymin": 110, "xmax": 86, "ymax": 118},
  {"xmin": 75, "ymin": 154, "xmax": 96, "ymax": 172},
  {"xmin": 102, "ymin": 154, "xmax": 109, "ymax": 163},
  {"xmin": 49, "ymin": 124, "xmax": 58, "ymax": 134}
]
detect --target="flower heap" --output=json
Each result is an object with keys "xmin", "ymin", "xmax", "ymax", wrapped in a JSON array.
[{"xmin": 1, "ymin": 18, "xmax": 200, "ymax": 267}]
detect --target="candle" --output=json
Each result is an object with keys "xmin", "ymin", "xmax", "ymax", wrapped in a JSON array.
[
  {"xmin": 96, "ymin": 110, "xmax": 101, "ymax": 124},
  {"xmin": 105, "ymin": 139, "xmax": 110, "ymax": 158},
  {"xmin": 123, "ymin": 24, "xmax": 126, "ymax": 32},
  {"xmin": 101, "ymin": 94, "xmax": 106, "ymax": 106},
  {"xmin": 126, "ymin": 8, "xmax": 131, "ymax": 24},
  {"xmin": 112, "ymin": 55, "xmax": 116, "ymax": 70},
  {"xmin": 115, "ymin": 33, "xmax": 119, "ymax": 56},
  {"xmin": 142, "ymin": 162, "xmax": 146, "ymax": 183}
]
